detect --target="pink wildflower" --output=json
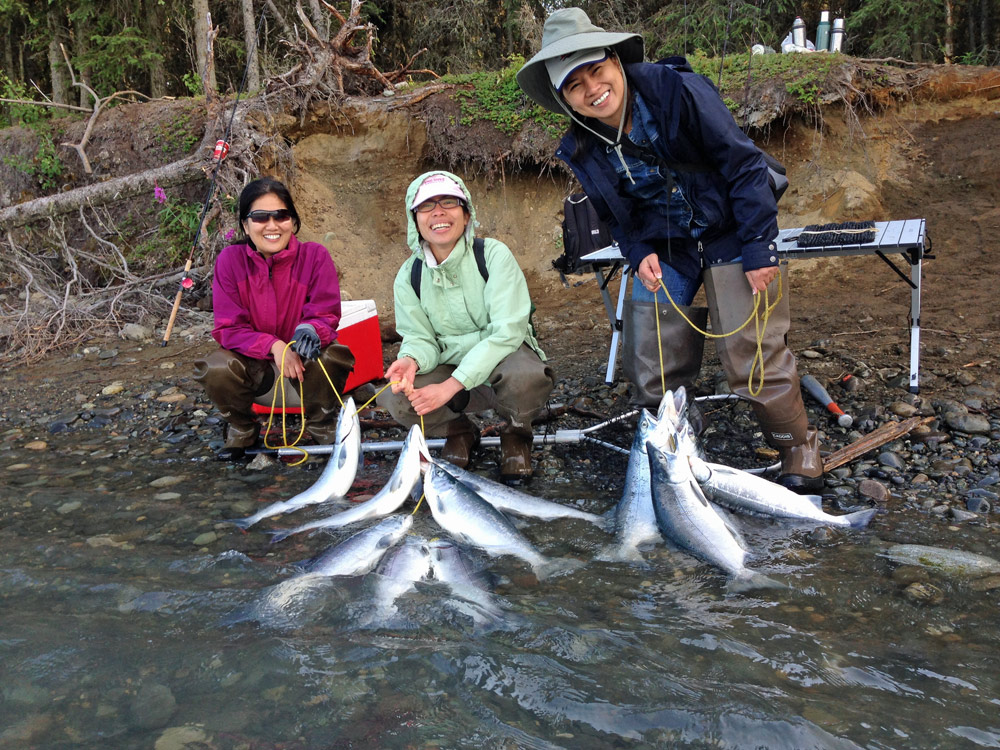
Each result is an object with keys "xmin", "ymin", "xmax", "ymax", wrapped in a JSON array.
[
  {"xmin": 224, "ymin": 228, "xmax": 236, "ymax": 241},
  {"xmin": 154, "ymin": 182, "xmax": 167, "ymax": 204}
]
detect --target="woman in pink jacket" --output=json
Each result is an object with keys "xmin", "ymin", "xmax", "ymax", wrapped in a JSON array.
[{"xmin": 194, "ymin": 177, "xmax": 354, "ymax": 460}]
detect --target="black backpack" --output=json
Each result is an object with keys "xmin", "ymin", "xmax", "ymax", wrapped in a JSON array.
[{"xmin": 554, "ymin": 193, "xmax": 616, "ymax": 275}]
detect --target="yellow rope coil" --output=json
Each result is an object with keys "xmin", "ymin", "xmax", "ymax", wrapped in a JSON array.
[{"xmin": 652, "ymin": 272, "xmax": 783, "ymax": 397}]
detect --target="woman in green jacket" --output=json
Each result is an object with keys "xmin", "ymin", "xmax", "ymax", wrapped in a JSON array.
[{"xmin": 378, "ymin": 171, "xmax": 554, "ymax": 479}]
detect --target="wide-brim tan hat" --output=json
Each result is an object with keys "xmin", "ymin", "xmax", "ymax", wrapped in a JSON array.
[{"xmin": 516, "ymin": 7, "xmax": 644, "ymax": 114}]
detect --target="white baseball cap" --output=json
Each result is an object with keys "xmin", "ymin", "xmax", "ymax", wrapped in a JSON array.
[
  {"xmin": 409, "ymin": 174, "xmax": 467, "ymax": 210},
  {"xmin": 545, "ymin": 48, "xmax": 609, "ymax": 91}
]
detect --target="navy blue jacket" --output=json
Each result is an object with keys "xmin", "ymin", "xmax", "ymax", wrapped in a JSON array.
[{"xmin": 555, "ymin": 61, "xmax": 780, "ymax": 279}]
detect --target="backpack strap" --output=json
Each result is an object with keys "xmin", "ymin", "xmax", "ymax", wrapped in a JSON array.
[{"xmin": 410, "ymin": 237, "xmax": 489, "ymax": 300}]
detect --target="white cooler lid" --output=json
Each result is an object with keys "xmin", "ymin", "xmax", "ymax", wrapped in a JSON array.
[{"xmin": 337, "ymin": 299, "xmax": 378, "ymax": 329}]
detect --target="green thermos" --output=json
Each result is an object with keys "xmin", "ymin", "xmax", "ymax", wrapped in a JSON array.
[{"xmin": 816, "ymin": 10, "xmax": 831, "ymax": 52}]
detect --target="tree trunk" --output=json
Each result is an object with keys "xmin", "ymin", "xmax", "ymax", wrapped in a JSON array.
[
  {"xmin": 149, "ymin": 0, "xmax": 168, "ymax": 97},
  {"xmin": 0, "ymin": 156, "xmax": 204, "ymax": 230},
  {"xmin": 944, "ymin": 0, "xmax": 954, "ymax": 62},
  {"xmin": 241, "ymin": 0, "xmax": 261, "ymax": 91},
  {"xmin": 308, "ymin": 0, "xmax": 330, "ymax": 40},
  {"xmin": 47, "ymin": 9, "xmax": 69, "ymax": 105},
  {"xmin": 981, "ymin": 0, "xmax": 991, "ymax": 53},
  {"xmin": 192, "ymin": 0, "xmax": 217, "ymax": 95},
  {"xmin": 75, "ymin": 12, "xmax": 92, "ymax": 107}
]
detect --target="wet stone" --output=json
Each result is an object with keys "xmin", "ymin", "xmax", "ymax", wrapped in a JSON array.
[
  {"xmin": 878, "ymin": 452, "xmax": 906, "ymax": 471},
  {"xmin": 130, "ymin": 682, "xmax": 176, "ymax": 730},
  {"xmin": 950, "ymin": 508, "xmax": 979, "ymax": 523},
  {"xmin": 150, "ymin": 476, "xmax": 184, "ymax": 488},
  {"xmin": 193, "ymin": 531, "xmax": 217, "ymax": 546},
  {"xmin": 57, "ymin": 501, "xmax": 82, "ymax": 515},
  {"xmin": 858, "ymin": 479, "xmax": 889, "ymax": 502},
  {"xmin": 945, "ymin": 412, "xmax": 991, "ymax": 434},
  {"xmin": 964, "ymin": 496, "xmax": 991, "ymax": 514},
  {"xmin": 902, "ymin": 581, "xmax": 944, "ymax": 605},
  {"xmin": 890, "ymin": 401, "xmax": 919, "ymax": 417}
]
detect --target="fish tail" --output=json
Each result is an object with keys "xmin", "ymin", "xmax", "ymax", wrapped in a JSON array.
[
  {"xmin": 534, "ymin": 556, "xmax": 585, "ymax": 581},
  {"xmin": 595, "ymin": 508, "xmax": 616, "ymax": 533},
  {"xmin": 225, "ymin": 516, "xmax": 258, "ymax": 531},
  {"xmin": 727, "ymin": 571, "xmax": 788, "ymax": 593},
  {"xmin": 594, "ymin": 542, "xmax": 646, "ymax": 564},
  {"xmin": 844, "ymin": 507, "xmax": 879, "ymax": 529}
]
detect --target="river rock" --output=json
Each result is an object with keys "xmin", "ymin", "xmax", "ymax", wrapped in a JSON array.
[
  {"xmin": 121, "ymin": 323, "xmax": 153, "ymax": 341},
  {"xmin": 889, "ymin": 401, "xmax": 918, "ymax": 417},
  {"xmin": 24, "ymin": 441, "xmax": 47, "ymax": 451},
  {"xmin": 150, "ymin": 476, "xmax": 184, "ymax": 488},
  {"xmin": 130, "ymin": 682, "xmax": 177, "ymax": 729},
  {"xmin": 858, "ymin": 479, "xmax": 889, "ymax": 502},
  {"xmin": 153, "ymin": 726, "xmax": 211, "ymax": 750},
  {"xmin": 192, "ymin": 531, "xmax": 217, "ymax": 546},
  {"xmin": 902, "ymin": 581, "xmax": 944, "ymax": 605},
  {"xmin": 102, "ymin": 381, "xmax": 125, "ymax": 396},
  {"xmin": 944, "ymin": 412, "xmax": 990, "ymax": 434}
]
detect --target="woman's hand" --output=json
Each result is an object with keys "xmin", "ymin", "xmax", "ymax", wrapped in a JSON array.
[
  {"xmin": 385, "ymin": 357, "xmax": 418, "ymax": 395},
  {"xmin": 636, "ymin": 253, "xmax": 662, "ymax": 292},
  {"xmin": 744, "ymin": 266, "xmax": 779, "ymax": 295},
  {"xmin": 271, "ymin": 340, "xmax": 306, "ymax": 381},
  {"xmin": 407, "ymin": 377, "xmax": 464, "ymax": 417}
]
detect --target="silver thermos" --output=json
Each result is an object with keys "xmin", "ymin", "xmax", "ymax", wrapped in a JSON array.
[
  {"xmin": 829, "ymin": 18, "xmax": 845, "ymax": 52},
  {"xmin": 792, "ymin": 16, "xmax": 807, "ymax": 48}
]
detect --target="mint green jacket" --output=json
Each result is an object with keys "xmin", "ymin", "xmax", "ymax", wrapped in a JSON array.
[{"xmin": 394, "ymin": 171, "xmax": 546, "ymax": 389}]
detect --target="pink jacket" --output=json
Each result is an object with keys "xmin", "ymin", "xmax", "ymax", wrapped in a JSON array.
[{"xmin": 211, "ymin": 235, "xmax": 342, "ymax": 359}]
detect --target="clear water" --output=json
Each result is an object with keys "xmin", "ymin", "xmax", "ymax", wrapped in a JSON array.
[{"xmin": 2, "ymin": 436, "xmax": 999, "ymax": 749}]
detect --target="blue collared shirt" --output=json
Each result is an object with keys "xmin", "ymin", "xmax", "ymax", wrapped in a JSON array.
[{"xmin": 603, "ymin": 91, "xmax": 707, "ymax": 239}]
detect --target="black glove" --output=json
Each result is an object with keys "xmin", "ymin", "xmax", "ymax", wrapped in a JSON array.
[{"xmin": 291, "ymin": 323, "xmax": 321, "ymax": 360}]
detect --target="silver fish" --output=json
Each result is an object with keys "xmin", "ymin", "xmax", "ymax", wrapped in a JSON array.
[
  {"xmin": 229, "ymin": 397, "xmax": 362, "ymax": 530},
  {"xmin": 268, "ymin": 425, "xmax": 426, "ymax": 543},
  {"xmin": 435, "ymin": 459, "xmax": 610, "ymax": 530},
  {"xmin": 307, "ymin": 514, "xmax": 413, "ymax": 577},
  {"xmin": 597, "ymin": 409, "xmax": 662, "ymax": 562},
  {"xmin": 427, "ymin": 538, "xmax": 504, "ymax": 624},
  {"xmin": 688, "ymin": 455, "xmax": 877, "ymax": 529},
  {"xmin": 256, "ymin": 514, "xmax": 413, "ymax": 621},
  {"xmin": 878, "ymin": 544, "xmax": 1000, "ymax": 577},
  {"xmin": 647, "ymin": 440, "xmax": 777, "ymax": 588},
  {"xmin": 366, "ymin": 534, "xmax": 434, "ymax": 626},
  {"xmin": 423, "ymin": 464, "xmax": 577, "ymax": 580}
]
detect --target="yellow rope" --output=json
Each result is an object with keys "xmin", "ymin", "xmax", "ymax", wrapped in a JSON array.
[
  {"xmin": 651, "ymin": 272, "xmax": 784, "ymax": 398},
  {"xmin": 261, "ymin": 341, "xmax": 309, "ymax": 465}
]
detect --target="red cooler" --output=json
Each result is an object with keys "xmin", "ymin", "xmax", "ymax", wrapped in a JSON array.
[{"xmin": 338, "ymin": 299, "xmax": 384, "ymax": 392}]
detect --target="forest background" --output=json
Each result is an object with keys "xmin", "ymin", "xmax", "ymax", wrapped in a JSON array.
[{"xmin": 2, "ymin": 0, "xmax": 997, "ymax": 118}]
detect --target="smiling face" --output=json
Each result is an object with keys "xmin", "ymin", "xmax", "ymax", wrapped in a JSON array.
[
  {"xmin": 560, "ymin": 56, "xmax": 628, "ymax": 129},
  {"xmin": 414, "ymin": 195, "xmax": 469, "ymax": 259},
  {"xmin": 243, "ymin": 193, "xmax": 294, "ymax": 258}
]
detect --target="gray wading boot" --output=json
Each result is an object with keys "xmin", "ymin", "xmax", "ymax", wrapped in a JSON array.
[
  {"xmin": 440, "ymin": 416, "xmax": 480, "ymax": 469},
  {"xmin": 622, "ymin": 298, "xmax": 708, "ymax": 410},
  {"xmin": 704, "ymin": 262, "xmax": 824, "ymax": 493}
]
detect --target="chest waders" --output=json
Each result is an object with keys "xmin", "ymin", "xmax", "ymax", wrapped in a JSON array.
[{"xmin": 702, "ymin": 262, "xmax": 823, "ymax": 491}]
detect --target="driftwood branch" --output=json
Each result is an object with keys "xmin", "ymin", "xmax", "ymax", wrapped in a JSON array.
[
  {"xmin": 822, "ymin": 416, "xmax": 934, "ymax": 472},
  {"xmin": 0, "ymin": 97, "xmax": 90, "ymax": 113}
]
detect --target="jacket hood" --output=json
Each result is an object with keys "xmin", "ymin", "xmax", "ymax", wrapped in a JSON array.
[{"xmin": 405, "ymin": 170, "xmax": 477, "ymax": 256}]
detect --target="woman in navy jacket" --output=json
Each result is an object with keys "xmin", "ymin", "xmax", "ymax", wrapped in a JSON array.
[{"xmin": 518, "ymin": 8, "xmax": 822, "ymax": 492}]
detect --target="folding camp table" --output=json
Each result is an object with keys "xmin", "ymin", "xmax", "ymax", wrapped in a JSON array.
[{"xmin": 579, "ymin": 218, "xmax": 929, "ymax": 393}]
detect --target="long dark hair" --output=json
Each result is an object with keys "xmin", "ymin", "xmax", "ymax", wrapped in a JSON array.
[{"xmin": 237, "ymin": 177, "xmax": 302, "ymax": 241}]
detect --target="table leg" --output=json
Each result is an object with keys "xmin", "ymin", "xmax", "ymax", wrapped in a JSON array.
[
  {"xmin": 605, "ymin": 266, "xmax": 632, "ymax": 384},
  {"xmin": 908, "ymin": 251, "xmax": 922, "ymax": 394}
]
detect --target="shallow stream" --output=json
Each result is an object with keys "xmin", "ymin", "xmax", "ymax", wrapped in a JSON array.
[{"xmin": 2, "ymin": 433, "xmax": 999, "ymax": 749}]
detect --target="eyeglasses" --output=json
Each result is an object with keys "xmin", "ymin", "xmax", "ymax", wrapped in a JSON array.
[
  {"xmin": 246, "ymin": 209, "xmax": 293, "ymax": 224},
  {"xmin": 413, "ymin": 197, "xmax": 464, "ymax": 213}
]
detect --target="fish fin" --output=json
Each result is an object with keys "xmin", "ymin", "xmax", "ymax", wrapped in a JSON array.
[
  {"xmin": 266, "ymin": 529, "xmax": 293, "ymax": 544},
  {"xmin": 225, "ymin": 517, "xmax": 257, "ymax": 531},
  {"xmin": 726, "ymin": 571, "xmax": 788, "ymax": 593},
  {"xmin": 534, "ymin": 556, "xmax": 586, "ymax": 581},
  {"xmin": 804, "ymin": 494, "xmax": 824, "ymax": 509},
  {"xmin": 596, "ymin": 508, "xmax": 617, "ymax": 533},
  {"xmin": 844, "ymin": 507, "xmax": 878, "ymax": 529}
]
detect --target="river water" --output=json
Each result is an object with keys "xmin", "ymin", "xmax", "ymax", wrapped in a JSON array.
[{"xmin": 2, "ymin": 432, "xmax": 999, "ymax": 749}]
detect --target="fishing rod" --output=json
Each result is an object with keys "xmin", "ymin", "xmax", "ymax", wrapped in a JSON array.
[{"xmin": 161, "ymin": 10, "xmax": 267, "ymax": 346}]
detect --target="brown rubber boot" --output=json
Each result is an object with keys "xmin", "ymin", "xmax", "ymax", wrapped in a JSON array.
[
  {"xmin": 777, "ymin": 427, "xmax": 825, "ymax": 493},
  {"xmin": 622, "ymin": 299, "xmax": 708, "ymax": 408},
  {"xmin": 499, "ymin": 423, "xmax": 534, "ymax": 479},
  {"xmin": 440, "ymin": 416, "xmax": 480, "ymax": 469},
  {"xmin": 703, "ymin": 262, "xmax": 823, "ymax": 493}
]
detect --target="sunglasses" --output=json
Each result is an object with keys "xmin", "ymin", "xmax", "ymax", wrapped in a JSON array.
[
  {"xmin": 246, "ymin": 209, "xmax": 293, "ymax": 224},
  {"xmin": 413, "ymin": 197, "xmax": 465, "ymax": 213}
]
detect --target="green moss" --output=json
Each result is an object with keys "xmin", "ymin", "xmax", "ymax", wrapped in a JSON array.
[
  {"xmin": 686, "ymin": 49, "xmax": 843, "ymax": 109},
  {"xmin": 443, "ymin": 56, "xmax": 565, "ymax": 138}
]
